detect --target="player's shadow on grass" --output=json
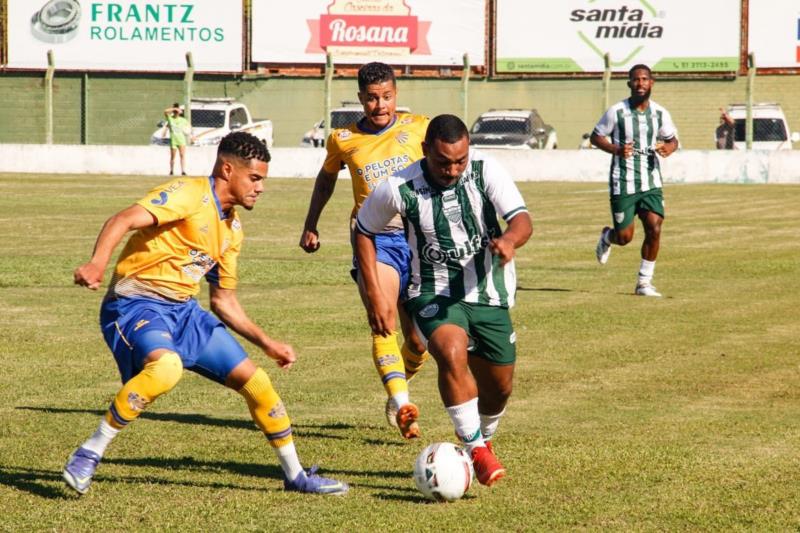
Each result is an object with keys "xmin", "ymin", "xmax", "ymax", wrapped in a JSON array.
[
  {"xmin": 0, "ymin": 466, "xmax": 70, "ymax": 500},
  {"xmin": 105, "ymin": 455, "xmax": 285, "ymax": 480},
  {"xmin": 17, "ymin": 406, "xmax": 351, "ymax": 440}
]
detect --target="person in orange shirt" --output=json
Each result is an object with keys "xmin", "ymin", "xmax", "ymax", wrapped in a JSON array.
[
  {"xmin": 63, "ymin": 132, "xmax": 347, "ymax": 496},
  {"xmin": 299, "ymin": 62, "xmax": 430, "ymax": 439}
]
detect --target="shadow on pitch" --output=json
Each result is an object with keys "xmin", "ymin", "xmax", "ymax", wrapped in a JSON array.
[
  {"xmin": 16, "ymin": 406, "xmax": 351, "ymax": 439},
  {"xmin": 0, "ymin": 466, "xmax": 70, "ymax": 500},
  {"xmin": 105, "ymin": 455, "xmax": 284, "ymax": 480},
  {"xmin": 517, "ymin": 285, "xmax": 575, "ymax": 292}
]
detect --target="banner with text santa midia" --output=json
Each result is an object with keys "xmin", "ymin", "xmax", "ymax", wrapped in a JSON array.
[
  {"xmin": 251, "ymin": 0, "xmax": 486, "ymax": 66},
  {"xmin": 497, "ymin": 0, "xmax": 740, "ymax": 73},
  {"xmin": 8, "ymin": 0, "xmax": 242, "ymax": 72}
]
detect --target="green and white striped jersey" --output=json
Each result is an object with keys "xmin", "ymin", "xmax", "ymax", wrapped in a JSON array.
[
  {"xmin": 356, "ymin": 149, "xmax": 528, "ymax": 308},
  {"xmin": 593, "ymin": 98, "xmax": 677, "ymax": 197}
]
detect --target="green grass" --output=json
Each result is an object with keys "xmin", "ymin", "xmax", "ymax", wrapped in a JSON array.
[{"xmin": 1, "ymin": 174, "xmax": 799, "ymax": 531}]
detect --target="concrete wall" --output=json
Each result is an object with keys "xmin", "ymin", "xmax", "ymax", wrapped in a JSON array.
[
  {"xmin": 2, "ymin": 144, "xmax": 798, "ymax": 184},
  {"xmin": 0, "ymin": 72, "xmax": 798, "ymax": 150}
]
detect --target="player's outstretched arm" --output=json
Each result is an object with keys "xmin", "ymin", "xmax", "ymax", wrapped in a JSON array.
[
  {"xmin": 299, "ymin": 168, "xmax": 339, "ymax": 253},
  {"xmin": 490, "ymin": 212, "xmax": 532, "ymax": 266},
  {"xmin": 209, "ymin": 285, "xmax": 296, "ymax": 369},
  {"xmin": 354, "ymin": 230, "xmax": 394, "ymax": 337},
  {"xmin": 74, "ymin": 204, "xmax": 156, "ymax": 290}
]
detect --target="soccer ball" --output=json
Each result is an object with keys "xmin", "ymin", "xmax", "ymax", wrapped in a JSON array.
[{"xmin": 413, "ymin": 442, "xmax": 474, "ymax": 502}]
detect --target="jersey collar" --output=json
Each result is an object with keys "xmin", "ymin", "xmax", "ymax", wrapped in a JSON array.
[
  {"xmin": 208, "ymin": 175, "xmax": 229, "ymax": 220},
  {"xmin": 356, "ymin": 114, "xmax": 397, "ymax": 135}
]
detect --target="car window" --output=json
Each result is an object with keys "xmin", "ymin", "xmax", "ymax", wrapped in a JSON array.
[
  {"xmin": 472, "ymin": 118, "xmax": 529, "ymax": 135},
  {"xmin": 230, "ymin": 107, "xmax": 248, "ymax": 127},
  {"xmin": 734, "ymin": 118, "xmax": 788, "ymax": 142},
  {"xmin": 192, "ymin": 110, "xmax": 225, "ymax": 128}
]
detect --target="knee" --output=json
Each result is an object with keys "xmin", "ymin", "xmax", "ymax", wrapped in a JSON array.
[
  {"xmin": 145, "ymin": 351, "xmax": 183, "ymax": 392},
  {"xmin": 645, "ymin": 223, "xmax": 661, "ymax": 241},
  {"xmin": 616, "ymin": 229, "xmax": 634, "ymax": 246}
]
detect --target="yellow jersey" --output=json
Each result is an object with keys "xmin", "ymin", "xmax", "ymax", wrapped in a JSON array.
[
  {"xmin": 322, "ymin": 112, "xmax": 429, "ymax": 224},
  {"xmin": 108, "ymin": 176, "xmax": 243, "ymax": 302}
]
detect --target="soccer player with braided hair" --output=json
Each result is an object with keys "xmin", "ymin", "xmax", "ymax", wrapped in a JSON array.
[{"xmin": 64, "ymin": 131, "xmax": 348, "ymax": 496}]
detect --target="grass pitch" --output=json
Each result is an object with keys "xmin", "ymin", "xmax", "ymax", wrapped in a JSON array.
[{"xmin": 0, "ymin": 174, "xmax": 799, "ymax": 531}]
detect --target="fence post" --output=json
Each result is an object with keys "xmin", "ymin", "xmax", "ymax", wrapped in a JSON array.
[
  {"xmin": 602, "ymin": 53, "xmax": 611, "ymax": 112},
  {"xmin": 461, "ymin": 53, "xmax": 470, "ymax": 124},
  {"xmin": 324, "ymin": 52, "xmax": 333, "ymax": 143},
  {"xmin": 81, "ymin": 73, "xmax": 89, "ymax": 144},
  {"xmin": 184, "ymin": 52, "xmax": 194, "ymax": 129},
  {"xmin": 45, "ymin": 50, "xmax": 55, "ymax": 144},
  {"xmin": 746, "ymin": 52, "xmax": 755, "ymax": 150}
]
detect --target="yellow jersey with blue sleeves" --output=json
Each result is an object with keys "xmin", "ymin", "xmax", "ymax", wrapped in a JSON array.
[
  {"xmin": 108, "ymin": 176, "xmax": 242, "ymax": 302},
  {"xmin": 322, "ymin": 112, "xmax": 429, "ymax": 226}
]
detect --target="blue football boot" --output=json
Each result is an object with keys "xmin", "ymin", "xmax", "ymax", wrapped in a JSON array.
[
  {"xmin": 284, "ymin": 465, "xmax": 348, "ymax": 495},
  {"xmin": 63, "ymin": 447, "xmax": 101, "ymax": 495}
]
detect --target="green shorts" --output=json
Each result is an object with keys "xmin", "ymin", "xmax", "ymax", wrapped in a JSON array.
[
  {"xmin": 405, "ymin": 295, "xmax": 516, "ymax": 365},
  {"xmin": 610, "ymin": 189, "xmax": 665, "ymax": 231},
  {"xmin": 170, "ymin": 136, "xmax": 187, "ymax": 149}
]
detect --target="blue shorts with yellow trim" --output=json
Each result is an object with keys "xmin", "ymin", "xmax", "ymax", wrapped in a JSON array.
[
  {"xmin": 100, "ymin": 296, "xmax": 248, "ymax": 384},
  {"xmin": 351, "ymin": 232, "xmax": 411, "ymax": 298}
]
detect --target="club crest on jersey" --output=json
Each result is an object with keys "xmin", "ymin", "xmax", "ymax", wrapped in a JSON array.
[
  {"xmin": 614, "ymin": 212, "xmax": 625, "ymax": 224},
  {"xmin": 395, "ymin": 131, "xmax": 409, "ymax": 144},
  {"xmin": 338, "ymin": 130, "xmax": 352, "ymax": 140},
  {"xmin": 444, "ymin": 204, "xmax": 462, "ymax": 224},
  {"xmin": 419, "ymin": 303, "xmax": 439, "ymax": 318}
]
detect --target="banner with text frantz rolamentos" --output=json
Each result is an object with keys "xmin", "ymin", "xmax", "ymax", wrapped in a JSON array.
[
  {"xmin": 251, "ymin": 0, "xmax": 486, "ymax": 66},
  {"xmin": 748, "ymin": 1, "xmax": 800, "ymax": 68},
  {"xmin": 496, "ymin": 0, "xmax": 740, "ymax": 74},
  {"xmin": 7, "ymin": 0, "xmax": 242, "ymax": 71}
]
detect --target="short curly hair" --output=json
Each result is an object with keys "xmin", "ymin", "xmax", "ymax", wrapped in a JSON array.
[
  {"xmin": 357, "ymin": 62, "xmax": 396, "ymax": 91},
  {"xmin": 218, "ymin": 131, "xmax": 271, "ymax": 163}
]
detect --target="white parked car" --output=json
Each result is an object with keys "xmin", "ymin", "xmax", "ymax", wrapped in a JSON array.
[
  {"xmin": 150, "ymin": 98, "xmax": 273, "ymax": 148},
  {"xmin": 723, "ymin": 103, "xmax": 799, "ymax": 150},
  {"xmin": 301, "ymin": 103, "xmax": 411, "ymax": 147},
  {"xmin": 469, "ymin": 109, "xmax": 558, "ymax": 150}
]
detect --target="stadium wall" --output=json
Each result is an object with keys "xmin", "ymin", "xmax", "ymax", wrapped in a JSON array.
[
  {"xmin": 2, "ymin": 144, "xmax": 799, "ymax": 184},
  {"xmin": 0, "ymin": 74, "xmax": 798, "ymax": 150}
]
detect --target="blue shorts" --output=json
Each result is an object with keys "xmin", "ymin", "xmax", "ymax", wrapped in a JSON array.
[
  {"xmin": 351, "ymin": 232, "xmax": 411, "ymax": 298},
  {"xmin": 100, "ymin": 296, "xmax": 248, "ymax": 384}
]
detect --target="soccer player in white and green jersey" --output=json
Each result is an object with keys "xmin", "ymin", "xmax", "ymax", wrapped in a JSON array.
[
  {"xmin": 591, "ymin": 64, "xmax": 678, "ymax": 297},
  {"xmin": 355, "ymin": 115, "xmax": 532, "ymax": 487}
]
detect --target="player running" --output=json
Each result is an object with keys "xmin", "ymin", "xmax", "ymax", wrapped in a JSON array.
[
  {"xmin": 299, "ymin": 62, "xmax": 431, "ymax": 439},
  {"xmin": 63, "ymin": 132, "xmax": 347, "ymax": 496},
  {"xmin": 591, "ymin": 64, "xmax": 679, "ymax": 297},
  {"xmin": 355, "ymin": 115, "xmax": 532, "ymax": 486}
]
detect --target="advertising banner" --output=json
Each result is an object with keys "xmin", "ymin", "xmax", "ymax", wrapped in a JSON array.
[
  {"xmin": 496, "ymin": 0, "xmax": 740, "ymax": 73},
  {"xmin": 8, "ymin": 0, "xmax": 242, "ymax": 71},
  {"xmin": 251, "ymin": 0, "xmax": 486, "ymax": 66},
  {"xmin": 748, "ymin": 1, "xmax": 800, "ymax": 68}
]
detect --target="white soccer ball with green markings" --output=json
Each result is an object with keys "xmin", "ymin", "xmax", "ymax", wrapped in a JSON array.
[{"xmin": 413, "ymin": 442, "xmax": 474, "ymax": 502}]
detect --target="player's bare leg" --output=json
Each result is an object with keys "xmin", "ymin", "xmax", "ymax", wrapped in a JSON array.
[{"xmin": 636, "ymin": 210, "xmax": 663, "ymax": 297}]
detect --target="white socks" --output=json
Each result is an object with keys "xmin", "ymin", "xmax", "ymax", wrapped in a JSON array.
[
  {"xmin": 275, "ymin": 442, "xmax": 304, "ymax": 481},
  {"xmin": 480, "ymin": 409, "xmax": 506, "ymax": 443},
  {"xmin": 392, "ymin": 391, "xmax": 410, "ymax": 408},
  {"xmin": 81, "ymin": 419, "xmax": 119, "ymax": 457},
  {"xmin": 638, "ymin": 259, "xmax": 656, "ymax": 286},
  {"xmin": 446, "ymin": 397, "xmax": 484, "ymax": 451}
]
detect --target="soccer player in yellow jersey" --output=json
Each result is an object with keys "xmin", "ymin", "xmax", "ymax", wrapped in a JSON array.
[
  {"xmin": 63, "ymin": 132, "xmax": 347, "ymax": 496},
  {"xmin": 299, "ymin": 62, "xmax": 430, "ymax": 439}
]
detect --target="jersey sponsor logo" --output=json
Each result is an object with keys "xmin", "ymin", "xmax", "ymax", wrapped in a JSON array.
[
  {"xmin": 338, "ymin": 130, "xmax": 352, "ymax": 140},
  {"xmin": 232, "ymin": 219, "xmax": 241, "ymax": 231},
  {"xmin": 202, "ymin": 195, "xmax": 210, "ymax": 205},
  {"xmin": 183, "ymin": 249, "xmax": 217, "ymax": 281},
  {"xmin": 151, "ymin": 191, "xmax": 169, "ymax": 205},
  {"xmin": 199, "ymin": 224, "xmax": 209, "ymax": 234},
  {"xmin": 419, "ymin": 303, "xmax": 439, "ymax": 318},
  {"xmin": 376, "ymin": 354, "xmax": 400, "ymax": 367},
  {"xmin": 133, "ymin": 319, "xmax": 150, "ymax": 331},
  {"xmin": 421, "ymin": 234, "xmax": 490, "ymax": 264}
]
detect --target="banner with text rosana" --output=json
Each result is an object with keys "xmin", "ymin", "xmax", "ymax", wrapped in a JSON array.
[
  {"xmin": 251, "ymin": 0, "xmax": 486, "ymax": 66},
  {"xmin": 8, "ymin": 0, "xmax": 242, "ymax": 72},
  {"xmin": 749, "ymin": 1, "xmax": 800, "ymax": 68},
  {"xmin": 496, "ymin": 0, "xmax": 740, "ymax": 74}
]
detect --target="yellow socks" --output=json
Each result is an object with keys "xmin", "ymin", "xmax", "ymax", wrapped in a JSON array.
[
  {"xmin": 238, "ymin": 368, "xmax": 293, "ymax": 448},
  {"xmin": 372, "ymin": 331, "xmax": 409, "ymax": 401},
  {"xmin": 106, "ymin": 351, "xmax": 183, "ymax": 429},
  {"xmin": 400, "ymin": 343, "xmax": 430, "ymax": 381}
]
